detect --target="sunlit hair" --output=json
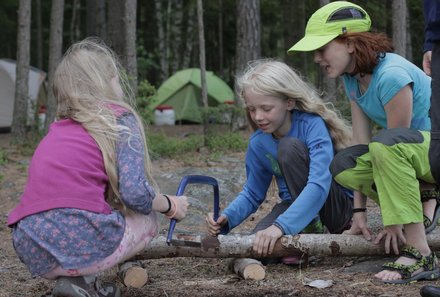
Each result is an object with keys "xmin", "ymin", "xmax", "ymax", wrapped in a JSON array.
[
  {"xmin": 53, "ymin": 37, "xmax": 158, "ymax": 210},
  {"xmin": 236, "ymin": 59, "xmax": 352, "ymax": 151},
  {"xmin": 335, "ymin": 32, "xmax": 394, "ymax": 75}
]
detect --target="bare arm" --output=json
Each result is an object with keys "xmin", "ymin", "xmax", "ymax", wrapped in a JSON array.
[
  {"xmin": 350, "ymin": 100, "xmax": 371, "ymax": 145},
  {"xmin": 384, "ymin": 84, "xmax": 413, "ymax": 129}
]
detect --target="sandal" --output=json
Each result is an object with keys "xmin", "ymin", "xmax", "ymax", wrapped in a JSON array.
[
  {"xmin": 381, "ymin": 246, "xmax": 440, "ymax": 284},
  {"xmin": 118, "ymin": 260, "xmax": 148, "ymax": 288},
  {"xmin": 422, "ymin": 190, "xmax": 440, "ymax": 234}
]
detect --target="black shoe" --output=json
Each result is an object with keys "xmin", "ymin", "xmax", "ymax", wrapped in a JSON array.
[
  {"xmin": 52, "ymin": 275, "xmax": 121, "ymax": 297},
  {"xmin": 420, "ymin": 285, "xmax": 440, "ymax": 297}
]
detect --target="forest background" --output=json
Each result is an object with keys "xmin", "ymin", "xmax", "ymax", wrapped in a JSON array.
[{"xmin": 0, "ymin": 0, "xmax": 425, "ymax": 144}]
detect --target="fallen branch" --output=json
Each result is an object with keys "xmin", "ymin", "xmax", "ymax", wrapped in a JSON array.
[{"xmin": 134, "ymin": 231, "xmax": 440, "ymax": 260}]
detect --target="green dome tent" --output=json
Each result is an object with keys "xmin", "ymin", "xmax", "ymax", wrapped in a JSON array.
[{"xmin": 149, "ymin": 68, "xmax": 234, "ymax": 124}]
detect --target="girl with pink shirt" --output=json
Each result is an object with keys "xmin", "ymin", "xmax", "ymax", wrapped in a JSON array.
[{"xmin": 7, "ymin": 38, "xmax": 189, "ymax": 297}]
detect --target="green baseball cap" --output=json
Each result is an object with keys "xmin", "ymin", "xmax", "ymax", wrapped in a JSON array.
[{"xmin": 288, "ymin": 1, "xmax": 371, "ymax": 53}]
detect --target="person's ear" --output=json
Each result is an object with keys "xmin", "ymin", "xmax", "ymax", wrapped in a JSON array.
[
  {"xmin": 347, "ymin": 40, "xmax": 355, "ymax": 54},
  {"xmin": 287, "ymin": 98, "xmax": 295, "ymax": 111}
]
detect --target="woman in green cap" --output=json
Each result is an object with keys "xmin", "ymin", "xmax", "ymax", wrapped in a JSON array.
[{"xmin": 289, "ymin": 1, "xmax": 439, "ymax": 284}]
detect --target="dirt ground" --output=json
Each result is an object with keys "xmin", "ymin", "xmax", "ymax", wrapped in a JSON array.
[{"xmin": 1, "ymin": 127, "xmax": 439, "ymax": 297}]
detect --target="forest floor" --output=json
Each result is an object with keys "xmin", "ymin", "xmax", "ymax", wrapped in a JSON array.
[{"xmin": 0, "ymin": 125, "xmax": 439, "ymax": 297}]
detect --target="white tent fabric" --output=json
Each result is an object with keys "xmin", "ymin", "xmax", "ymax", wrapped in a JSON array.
[{"xmin": 0, "ymin": 58, "xmax": 46, "ymax": 128}]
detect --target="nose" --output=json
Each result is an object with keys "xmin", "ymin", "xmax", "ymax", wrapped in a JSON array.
[
  {"xmin": 313, "ymin": 51, "xmax": 322, "ymax": 63},
  {"xmin": 254, "ymin": 109, "xmax": 264, "ymax": 121}
]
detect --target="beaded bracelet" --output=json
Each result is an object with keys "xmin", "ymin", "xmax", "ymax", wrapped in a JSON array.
[
  {"xmin": 160, "ymin": 194, "xmax": 172, "ymax": 214},
  {"xmin": 352, "ymin": 207, "xmax": 367, "ymax": 213}
]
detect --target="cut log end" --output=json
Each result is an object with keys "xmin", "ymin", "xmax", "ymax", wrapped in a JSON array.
[
  {"xmin": 122, "ymin": 266, "xmax": 149, "ymax": 288},
  {"xmin": 233, "ymin": 258, "xmax": 266, "ymax": 280}
]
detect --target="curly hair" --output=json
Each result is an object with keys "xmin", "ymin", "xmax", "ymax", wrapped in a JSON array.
[{"xmin": 335, "ymin": 32, "xmax": 394, "ymax": 75}]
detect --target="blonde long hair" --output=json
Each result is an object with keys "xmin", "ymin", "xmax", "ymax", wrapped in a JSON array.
[
  {"xmin": 53, "ymin": 38, "xmax": 158, "ymax": 209},
  {"xmin": 236, "ymin": 59, "xmax": 352, "ymax": 151}
]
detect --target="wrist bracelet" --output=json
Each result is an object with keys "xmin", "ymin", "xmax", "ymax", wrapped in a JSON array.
[
  {"xmin": 160, "ymin": 194, "xmax": 172, "ymax": 214},
  {"xmin": 353, "ymin": 207, "xmax": 367, "ymax": 213},
  {"xmin": 165, "ymin": 196, "xmax": 178, "ymax": 219}
]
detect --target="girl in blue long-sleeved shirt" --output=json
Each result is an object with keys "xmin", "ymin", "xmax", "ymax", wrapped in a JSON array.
[{"xmin": 207, "ymin": 59, "xmax": 353, "ymax": 259}]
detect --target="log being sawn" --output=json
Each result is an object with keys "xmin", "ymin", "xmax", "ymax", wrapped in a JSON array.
[{"xmin": 133, "ymin": 231, "xmax": 440, "ymax": 260}]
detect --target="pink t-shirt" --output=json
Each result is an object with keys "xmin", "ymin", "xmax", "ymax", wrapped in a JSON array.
[{"xmin": 8, "ymin": 119, "xmax": 111, "ymax": 225}]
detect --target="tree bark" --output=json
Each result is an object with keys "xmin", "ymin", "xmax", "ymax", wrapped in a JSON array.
[
  {"xmin": 182, "ymin": 1, "xmax": 195, "ymax": 70},
  {"xmin": 95, "ymin": 0, "xmax": 106, "ymax": 41},
  {"xmin": 392, "ymin": 0, "xmax": 407, "ymax": 58},
  {"xmin": 218, "ymin": 0, "xmax": 223, "ymax": 77},
  {"xmin": 124, "ymin": 0, "xmax": 138, "ymax": 95},
  {"xmin": 35, "ymin": 0, "xmax": 43, "ymax": 70},
  {"xmin": 197, "ymin": 0, "xmax": 209, "ymax": 145},
  {"xmin": 86, "ymin": 0, "xmax": 97, "ymax": 37},
  {"xmin": 154, "ymin": 0, "xmax": 168, "ymax": 81},
  {"xmin": 235, "ymin": 0, "xmax": 261, "ymax": 76},
  {"xmin": 45, "ymin": 0, "xmax": 64, "ymax": 129},
  {"xmin": 170, "ymin": 0, "xmax": 183, "ymax": 73},
  {"xmin": 107, "ymin": 0, "xmax": 125, "ymax": 56},
  {"xmin": 11, "ymin": 0, "xmax": 31, "ymax": 144},
  {"xmin": 134, "ymin": 232, "xmax": 440, "ymax": 259},
  {"xmin": 69, "ymin": 0, "xmax": 81, "ymax": 44}
]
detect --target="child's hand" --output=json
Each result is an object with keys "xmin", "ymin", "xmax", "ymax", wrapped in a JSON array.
[
  {"xmin": 206, "ymin": 213, "xmax": 227, "ymax": 236},
  {"xmin": 343, "ymin": 212, "xmax": 372, "ymax": 241},
  {"xmin": 170, "ymin": 195, "xmax": 189, "ymax": 221},
  {"xmin": 374, "ymin": 224, "xmax": 406, "ymax": 255},
  {"xmin": 253, "ymin": 225, "xmax": 283, "ymax": 257}
]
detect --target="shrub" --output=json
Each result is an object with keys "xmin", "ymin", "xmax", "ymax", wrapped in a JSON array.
[{"xmin": 137, "ymin": 80, "xmax": 157, "ymax": 124}]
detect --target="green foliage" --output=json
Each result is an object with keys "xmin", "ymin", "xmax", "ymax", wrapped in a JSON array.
[
  {"xmin": 0, "ymin": 148, "xmax": 8, "ymax": 166},
  {"xmin": 147, "ymin": 132, "xmax": 203, "ymax": 158},
  {"xmin": 136, "ymin": 80, "xmax": 157, "ymax": 124},
  {"xmin": 147, "ymin": 128, "xmax": 248, "ymax": 159},
  {"xmin": 137, "ymin": 38, "xmax": 160, "ymax": 82},
  {"xmin": 205, "ymin": 132, "xmax": 248, "ymax": 152},
  {"xmin": 202, "ymin": 104, "xmax": 246, "ymax": 131}
]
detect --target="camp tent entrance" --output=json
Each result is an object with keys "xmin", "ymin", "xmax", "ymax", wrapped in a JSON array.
[
  {"xmin": 0, "ymin": 58, "xmax": 47, "ymax": 129},
  {"xmin": 149, "ymin": 68, "xmax": 234, "ymax": 124}
]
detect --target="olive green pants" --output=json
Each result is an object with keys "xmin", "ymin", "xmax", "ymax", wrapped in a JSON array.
[{"xmin": 330, "ymin": 128, "xmax": 435, "ymax": 226}]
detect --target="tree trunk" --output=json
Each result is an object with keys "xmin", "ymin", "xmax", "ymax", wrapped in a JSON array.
[
  {"xmin": 170, "ymin": 0, "xmax": 183, "ymax": 73},
  {"xmin": 70, "ymin": 0, "xmax": 81, "ymax": 44},
  {"xmin": 197, "ymin": 0, "xmax": 208, "ymax": 145},
  {"xmin": 45, "ymin": 0, "xmax": 65, "ymax": 129},
  {"xmin": 235, "ymin": 0, "xmax": 261, "ymax": 76},
  {"xmin": 134, "ymin": 232, "xmax": 440, "ymax": 259},
  {"xmin": 96, "ymin": 0, "xmax": 106, "ymax": 40},
  {"xmin": 405, "ymin": 6, "xmax": 412, "ymax": 62},
  {"xmin": 124, "ymin": 0, "xmax": 138, "ymax": 95},
  {"xmin": 86, "ymin": 0, "xmax": 97, "ymax": 37},
  {"xmin": 11, "ymin": 0, "xmax": 31, "ymax": 144},
  {"xmin": 182, "ymin": 1, "xmax": 196, "ymax": 70},
  {"xmin": 154, "ymin": 0, "xmax": 168, "ymax": 81},
  {"xmin": 392, "ymin": 0, "xmax": 407, "ymax": 58},
  {"xmin": 218, "ymin": 0, "xmax": 223, "ymax": 77},
  {"xmin": 35, "ymin": 0, "xmax": 43, "ymax": 70},
  {"xmin": 107, "ymin": 0, "xmax": 125, "ymax": 57}
]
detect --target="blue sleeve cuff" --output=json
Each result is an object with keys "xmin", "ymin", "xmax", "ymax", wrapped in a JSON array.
[{"xmin": 272, "ymin": 221, "xmax": 286, "ymax": 235}]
